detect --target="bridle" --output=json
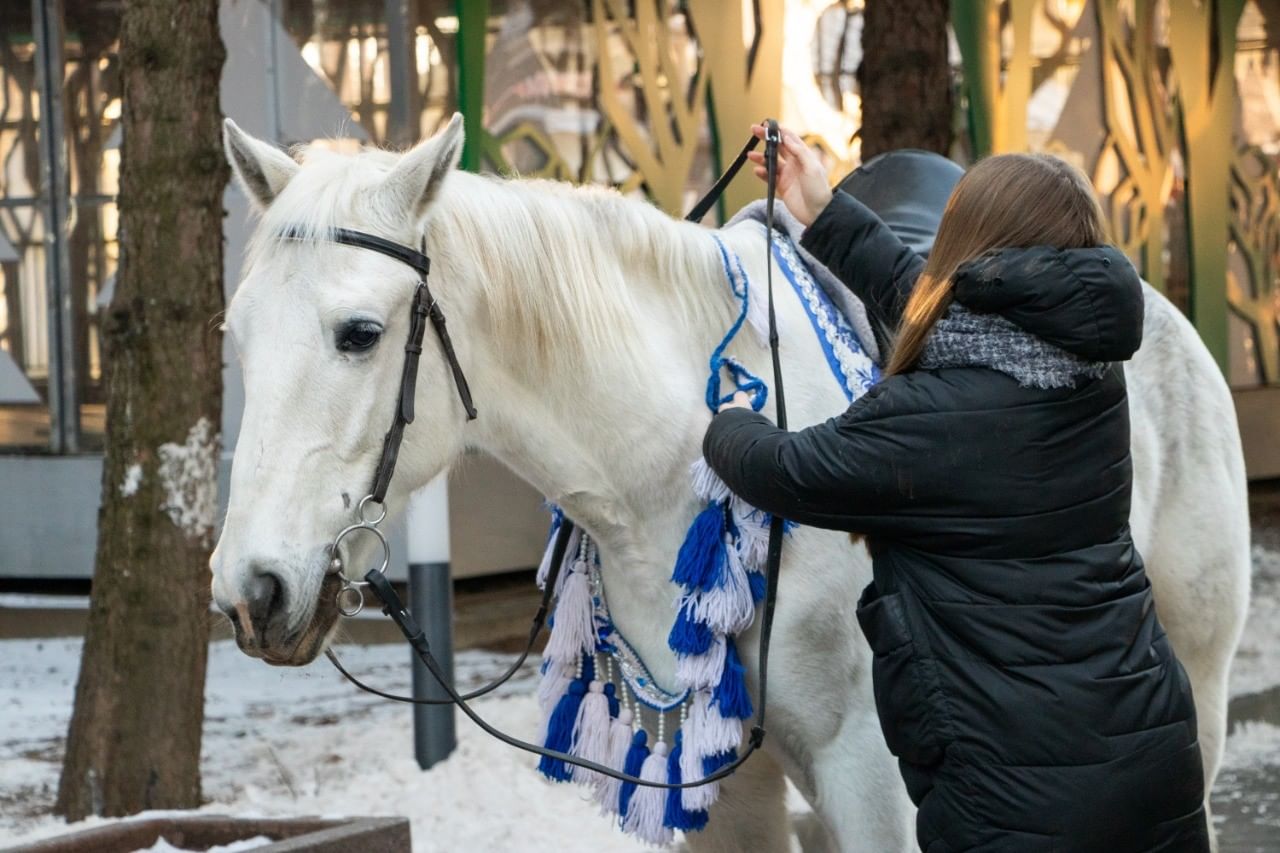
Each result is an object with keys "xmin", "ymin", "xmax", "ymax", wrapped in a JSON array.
[
  {"xmin": 313, "ymin": 228, "xmax": 477, "ymax": 616},
  {"xmin": 315, "ymin": 121, "xmax": 786, "ymax": 790}
]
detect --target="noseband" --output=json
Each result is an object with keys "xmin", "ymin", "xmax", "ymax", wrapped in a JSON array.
[{"xmin": 308, "ymin": 122, "xmax": 787, "ymax": 791}]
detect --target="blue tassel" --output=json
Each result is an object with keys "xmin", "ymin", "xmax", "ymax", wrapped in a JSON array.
[
  {"xmin": 702, "ymin": 748, "xmax": 737, "ymax": 774},
  {"xmin": 713, "ymin": 639, "xmax": 753, "ymax": 719},
  {"xmin": 672, "ymin": 504, "xmax": 727, "ymax": 591},
  {"xmin": 538, "ymin": 680, "xmax": 586, "ymax": 781},
  {"xmin": 617, "ymin": 729, "xmax": 650, "ymax": 818},
  {"xmin": 664, "ymin": 733, "xmax": 709, "ymax": 832},
  {"xmin": 545, "ymin": 506, "xmax": 563, "ymax": 538},
  {"xmin": 747, "ymin": 570, "xmax": 767, "ymax": 602},
  {"xmin": 668, "ymin": 605, "xmax": 714, "ymax": 655},
  {"xmin": 604, "ymin": 682, "xmax": 620, "ymax": 718},
  {"xmin": 760, "ymin": 512, "xmax": 798, "ymax": 535}
]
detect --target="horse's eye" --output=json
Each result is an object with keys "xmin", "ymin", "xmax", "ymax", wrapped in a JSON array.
[{"xmin": 337, "ymin": 321, "xmax": 383, "ymax": 353}]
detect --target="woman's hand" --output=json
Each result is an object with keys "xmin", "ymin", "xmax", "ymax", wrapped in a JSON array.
[
  {"xmin": 717, "ymin": 390, "xmax": 754, "ymax": 413},
  {"xmin": 748, "ymin": 123, "xmax": 833, "ymax": 227}
]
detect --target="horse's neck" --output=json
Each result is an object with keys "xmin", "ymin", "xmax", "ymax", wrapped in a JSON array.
[{"xmin": 437, "ymin": 176, "xmax": 730, "ymax": 561}]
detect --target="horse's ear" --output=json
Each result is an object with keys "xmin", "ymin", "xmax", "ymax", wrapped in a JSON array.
[
  {"xmin": 379, "ymin": 113, "xmax": 465, "ymax": 221},
  {"xmin": 223, "ymin": 119, "xmax": 299, "ymax": 209}
]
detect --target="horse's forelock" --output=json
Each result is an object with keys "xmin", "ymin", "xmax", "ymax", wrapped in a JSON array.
[{"xmin": 241, "ymin": 145, "xmax": 399, "ymax": 269}]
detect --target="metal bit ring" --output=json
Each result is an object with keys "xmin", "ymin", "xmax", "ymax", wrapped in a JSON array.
[{"xmin": 329, "ymin": 516, "xmax": 392, "ymax": 618}]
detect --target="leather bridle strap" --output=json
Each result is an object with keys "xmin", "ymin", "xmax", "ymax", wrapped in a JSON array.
[
  {"xmin": 282, "ymin": 227, "xmax": 477, "ymax": 504},
  {"xmin": 329, "ymin": 226, "xmax": 432, "ymax": 276}
]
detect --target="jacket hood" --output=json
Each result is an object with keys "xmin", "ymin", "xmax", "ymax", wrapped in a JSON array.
[{"xmin": 951, "ymin": 245, "xmax": 1144, "ymax": 362}]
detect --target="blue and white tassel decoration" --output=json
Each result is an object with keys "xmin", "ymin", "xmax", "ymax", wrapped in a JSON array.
[{"xmin": 533, "ymin": 238, "xmax": 782, "ymax": 844}]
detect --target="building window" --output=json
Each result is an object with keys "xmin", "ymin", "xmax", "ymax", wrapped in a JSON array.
[{"xmin": 0, "ymin": 0, "xmax": 120, "ymax": 453}]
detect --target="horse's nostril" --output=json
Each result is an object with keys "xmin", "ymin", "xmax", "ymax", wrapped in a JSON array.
[{"xmin": 244, "ymin": 570, "xmax": 286, "ymax": 627}]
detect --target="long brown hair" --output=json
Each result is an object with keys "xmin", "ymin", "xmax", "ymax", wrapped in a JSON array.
[{"xmin": 885, "ymin": 153, "xmax": 1109, "ymax": 376}]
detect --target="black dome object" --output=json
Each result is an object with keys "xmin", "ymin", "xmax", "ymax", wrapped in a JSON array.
[{"xmin": 836, "ymin": 149, "xmax": 964, "ymax": 257}]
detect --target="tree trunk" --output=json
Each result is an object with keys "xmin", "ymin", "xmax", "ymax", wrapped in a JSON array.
[
  {"xmin": 858, "ymin": 0, "xmax": 954, "ymax": 160},
  {"xmin": 55, "ymin": 0, "xmax": 226, "ymax": 820}
]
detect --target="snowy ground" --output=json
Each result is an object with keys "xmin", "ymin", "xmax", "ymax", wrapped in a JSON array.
[
  {"xmin": 1, "ymin": 544, "xmax": 1278, "ymax": 852},
  {"xmin": 0, "ymin": 640, "xmax": 657, "ymax": 852}
]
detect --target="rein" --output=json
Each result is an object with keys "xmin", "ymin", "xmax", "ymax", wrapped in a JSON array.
[{"xmin": 320, "ymin": 122, "xmax": 787, "ymax": 790}]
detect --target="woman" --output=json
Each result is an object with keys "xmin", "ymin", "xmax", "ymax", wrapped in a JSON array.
[{"xmin": 704, "ymin": 126, "xmax": 1209, "ymax": 852}]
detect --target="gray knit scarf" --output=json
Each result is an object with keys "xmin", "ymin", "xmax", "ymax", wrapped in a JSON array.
[{"xmin": 918, "ymin": 303, "xmax": 1107, "ymax": 389}]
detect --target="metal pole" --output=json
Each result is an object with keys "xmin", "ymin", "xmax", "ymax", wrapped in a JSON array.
[
  {"xmin": 264, "ymin": 0, "xmax": 283, "ymax": 141},
  {"xmin": 32, "ymin": 0, "xmax": 78, "ymax": 453},
  {"xmin": 385, "ymin": 0, "xmax": 414, "ymax": 147},
  {"xmin": 408, "ymin": 561, "xmax": 456, "ymax": 769}
]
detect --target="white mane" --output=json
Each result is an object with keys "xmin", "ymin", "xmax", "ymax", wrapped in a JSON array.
[{"xmin": 244, "ymin": 144, "xmax": 737, "ymax": 381}]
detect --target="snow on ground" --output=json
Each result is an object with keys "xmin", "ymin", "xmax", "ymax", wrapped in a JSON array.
[
  {"xmin": 0, "ymin": 639, "xmax": 651, "ymax": 852},
  {"xmin": 1231, "ymin": 543, "xmax": 1280, "ymax": 699},
  {"xmin": 1, "ymin": 543, "xmax": 1278, "ymax": 851}
]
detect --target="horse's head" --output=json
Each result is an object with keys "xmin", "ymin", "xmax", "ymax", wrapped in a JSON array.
[{"xmin": 212, "ymin": 116, "xmax": 469, "ymax": 665}]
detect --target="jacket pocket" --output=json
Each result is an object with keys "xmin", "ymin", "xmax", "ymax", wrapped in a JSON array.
[{"xmin": 857, "ymin": 583, "xmax": 945, "ymax": 767}]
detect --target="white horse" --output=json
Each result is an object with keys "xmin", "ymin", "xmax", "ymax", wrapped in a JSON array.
[{"xmin": 212, "ymin": 115, "xmax": 1250, "ymax": 851}]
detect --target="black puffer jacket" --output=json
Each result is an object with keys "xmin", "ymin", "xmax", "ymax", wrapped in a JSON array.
[{"xmin": 704, "ymin": 192, "xmax": 1208, "ymax": 852}]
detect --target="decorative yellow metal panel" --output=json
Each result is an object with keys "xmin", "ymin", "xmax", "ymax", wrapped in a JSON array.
[
  {"xmin": 593, "ymin": 0, "xmax": 709, "ymax": 213},
  {"xmin": 1229, "ymin": 149, "xmax": 1280, "ymax": 384},
  {"xmin": 689, "ymin": 0, "xmax": 785, "ymax": 214},
  {"xmin": 1094, "ymin": 0, "xmax": 1179, "ymax": 295},
  {"xmin": 953, "ymin": 0, "xmax": 1273, "ymax": 381}
]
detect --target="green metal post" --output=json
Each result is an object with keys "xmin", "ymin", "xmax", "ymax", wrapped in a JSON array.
[
  {"xmin": 950, "ymin": 0, "xmax": 997, "ymax": 159},
  {"xmin": 456, "ymin": 0, "xmax": 489, "ymax": 172},
  {"xmin": 1173, "ymin": 0, "xmax": 1246, "ymax": 373}
]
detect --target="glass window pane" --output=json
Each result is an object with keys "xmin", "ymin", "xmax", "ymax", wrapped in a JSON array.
[
  {"xmin": 65, "ymin": 0, "xmax": 123, "ymax": 451},
  {"xmin": 479, "ymin": 1, "xmax": 718, "ymax": 213},
  {"xmin": 0, "ymin": 4, "xmax": 52, "ymax": 451},
  {"xmin": 784, "ymin": 0, "xmax": 864, "ymax": 179},
  {"xmin": 281, "ymin": 0, "xmax": 457, "ymax": 145},
  {"xmin": 1229, "ymin": 1, "xmax": 1280, "ymax": 388}
]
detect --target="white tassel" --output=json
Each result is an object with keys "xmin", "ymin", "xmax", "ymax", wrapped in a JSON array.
[
  {"xmin": 687, "ymin": 689, "xmax": 743, "ymax": 756},
  {"xmin": 571, "ymin": 681, "xmax": 612, "ymax": 784},
  {"xmin": 595, "ymin": 708, "xmax": 634, "ymax": 815},
  {"xmin": 679, "ymin": 712, "xmax": 719, "ymax": 812},
  {"xmin": 537, "ymin": 525, "xmax": 581, "ymax": 594},
  {"xmin": 536, "ymin": 523, "xmax": 559, "ymax": 590},
  {"xmin": 623, "ymin": 741, "xmax": 674, "ymax": 845},
  {"xmin": 674, "ymin": 633, "xmax": 727, "ymax": 690},
  {"xmin": 731, "ymin": 497, "xmax": 770, "ymax": 572},
  {"xmin": 543, "ymin": 563, "xmax": 596, "ymax": 665},
  {"xmin": 689, "ymin": 458, "xmax": 730, "ymax": 503},
  {"xmin": 537, "ymin": 657, "xmax": 574, "ymax": 715},
  {"xmin": 692, "ymin": 538, "xmax": 755, "ymax": 634}
]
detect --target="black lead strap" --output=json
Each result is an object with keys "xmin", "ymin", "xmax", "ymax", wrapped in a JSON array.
[
  {"xmin": 754, "ymin": 120, "xmax": 786, "ymax": 742},
  {"xmin": 684, "ymin": 133, "xmax": 762, "ymax": 224},
  {"xmin": 322, "ymin": 121, "xmax": 788, "ymax": 789}
]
